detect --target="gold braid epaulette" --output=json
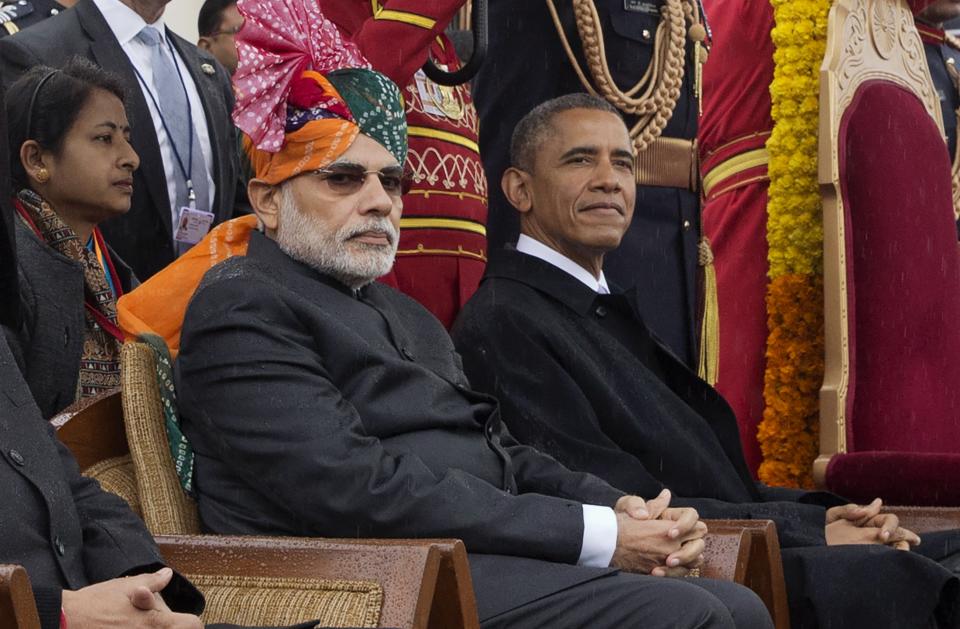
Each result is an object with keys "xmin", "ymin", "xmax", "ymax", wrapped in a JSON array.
[{"xmin": 545, "ymin": 0, "xmax": 700, "ymax": 153}]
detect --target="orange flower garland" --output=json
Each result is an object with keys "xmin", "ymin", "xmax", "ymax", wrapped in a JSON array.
[{"xmin": 758, "ymin": 0, "xmax": 830, "ymax": 488}]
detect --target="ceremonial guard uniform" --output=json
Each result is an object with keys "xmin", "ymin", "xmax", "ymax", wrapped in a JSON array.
[
  {"xmin": 697, "ymin": 0, "xmax": 774, "ymax": 475},
  {"xmin": 917, "ymin": 18, "xmax": 960, "ymax": 234},
  {"xmin": 0, "ymin": 0, "xmax": 65, "ymax": 36},
  {"xmin": 321, "ymin": 0, "xmax": 487, "ymax": 328},
  {"xmin": 474, "ymin": 0, "xmax": 710, "ymax": 369}
]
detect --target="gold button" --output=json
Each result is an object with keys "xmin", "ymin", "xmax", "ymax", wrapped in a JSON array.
[{"xmin": 682, "ymin": 219, "xmax": 692, "ymax": 230}]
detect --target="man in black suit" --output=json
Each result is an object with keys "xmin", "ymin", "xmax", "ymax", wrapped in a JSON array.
[
  {"xmin": 174, "ymin": 64, "xmax": 772, "ymax": 628},
  {"xmin": 0, "ymin": 0, "xmax": 240, "ymax": 279},
  {"xmin": 473, "ymin": 0, "xmax": 705, "ymax": 368},
  {"xmin": 451, "ymin": 94, "xmax": 960, "ymax": 629}
]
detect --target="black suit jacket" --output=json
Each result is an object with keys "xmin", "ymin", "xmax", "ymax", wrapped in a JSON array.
[
  {"xmin": 0, "ymin": 0, "xmax": 240, "ymax": 278},
  {"xmin": 473, "ymin": 0, "xmax": 701, "ymax": 365},
  {"xmin": 175, "ymin": 231, "xmax": 628, "ymax": 621},
  {"xmin": 453, "ymin": 249, "xmax": 960, "ymax": 628},
  {"xmin": 453, "ymin": 249, "xmax": 836, "ymax": 548},
  {"xmin": 0, "ymin": 333, "xmax": 203, "ymax": 629}
]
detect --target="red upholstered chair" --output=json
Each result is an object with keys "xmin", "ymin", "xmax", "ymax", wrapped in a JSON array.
[{"xmin": 816, "ymin": 0, "xmax": 960, "ymax": 505}]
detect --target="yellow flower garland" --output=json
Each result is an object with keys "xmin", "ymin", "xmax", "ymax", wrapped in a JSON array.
[{"xmin": 759, "ymin": 0, "xmax": 830, "ymax": 488}]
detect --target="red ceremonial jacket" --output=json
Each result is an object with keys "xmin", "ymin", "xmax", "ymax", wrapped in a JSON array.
[{"xmin": 321, "ymin": 0, "xmax": 488, "ymax": 327}]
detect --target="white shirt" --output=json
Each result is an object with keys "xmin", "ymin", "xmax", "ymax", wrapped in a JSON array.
[
  {"xmin": 517, "ymin": 234, "xmax": 611, "ymax": 295},
  {"xmin": 516, "ymin": 233, "xmax": 618, "ymax": 568},
  {"xmin": 92, "ymin": 0, "xmax": 216, "ymax": 235}
]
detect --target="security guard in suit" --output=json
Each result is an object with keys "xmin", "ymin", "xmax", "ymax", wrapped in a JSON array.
[
  {"xmin": 916, "ymin": 0, "xmax": 960, "ymax": 234},
  {"xmin": 473, "ymin": 0, "xmax": 712, "ymax": 372},
  {"xmin": 0, "ymin": 0, "xmax": 68, "ymax": 36}
]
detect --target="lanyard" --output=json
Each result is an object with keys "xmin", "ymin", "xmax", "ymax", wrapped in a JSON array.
[{"xmin": 130, "ymin": 33, "xmax": 199, "ymax": 207}]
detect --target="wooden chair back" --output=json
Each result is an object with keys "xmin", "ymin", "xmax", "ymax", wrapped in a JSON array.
[
  {"xmin": 51, "ymin": 390, "xmax": 140, "ymax": 514},
  {"xmin": 0, "ymin": 565, "xmax": 40, "ymax": 629},
  {"xmin": 157, "ymin": 536, "xmax": 478, "ymax": 629},
  {"xmin": 703, "ymin": 520, "xmax": 790, "ymax": 629}
]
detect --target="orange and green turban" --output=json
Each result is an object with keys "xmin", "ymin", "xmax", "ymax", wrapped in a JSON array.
[{"xmin": 233, "ymin": 0, "xmax": 407, "ymax": 185}]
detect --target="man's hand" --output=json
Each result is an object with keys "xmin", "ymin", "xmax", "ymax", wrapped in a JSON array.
[
  {"xmin": 825, "ymin": 498, "xmax": 921, "ymax": 549},
  {"xmin": 615, "ymin": 488, "xmax": 672, "ymax": 521},
  {"xmin": 610, "ymin": 497, "xmax": 707, "ymax": 577},
  {"xmin": 61, "ymin": 568, "xmax": 202, "ymax": 629}
]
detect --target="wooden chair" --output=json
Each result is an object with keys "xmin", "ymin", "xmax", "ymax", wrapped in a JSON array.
[
  {"xmin": 817, "ymin": 0, "xmax": 960, "ymax": 505},
  {"xmin": 0, "ymin": 565, "xmax": 40, "ymax": 629},
  {"xmin": 156, "ymin": 536, "xmax": 474, "ymax": 629},
  {"xmin": 702, "ymin": 520, "xmax": 789, "ymax": 629},
  {"xmin": 54, "ymin": 362, "xmax": 479, "ymax": 628}
]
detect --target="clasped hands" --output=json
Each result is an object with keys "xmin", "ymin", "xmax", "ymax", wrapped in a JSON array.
[
  {"xmin": 824, "ymin": 497, "xmax": 921, "ymax": 550},
  {"xmin": 610, "ymin": 489, "xmax": 707, "ymax": 578},
  {"xmin": 61, "ymin": 567, "xmax": 202, "ymax": 629}
]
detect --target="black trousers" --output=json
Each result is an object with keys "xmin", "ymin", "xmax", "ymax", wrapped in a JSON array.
[{"xmin": 480, "ymin": 573, "xmax": 772, "ymax": 629}]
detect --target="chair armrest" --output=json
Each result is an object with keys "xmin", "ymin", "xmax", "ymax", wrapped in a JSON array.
[
  {"xmin": 702, "ymin": 520, "xmax": 790, "ymax": 629},
  {"xmin": 0, "ymin": 565, "xmax": 41, "ymax": 629},
  {"xmin": 155, "ymin": 535, "xmax": 479, "ymax": 629},
  {"xmin": 887, "ymin": 506, "xmax": 960, "ymax": 534},
  {"xmin": 52, "ymin": 389, "xmax": 127, "ymax": 471}
]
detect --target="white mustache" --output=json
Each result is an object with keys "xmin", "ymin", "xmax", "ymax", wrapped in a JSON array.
[{"xmin": 342, "ymin": 220, "xmax": 398, "ymax": 245}]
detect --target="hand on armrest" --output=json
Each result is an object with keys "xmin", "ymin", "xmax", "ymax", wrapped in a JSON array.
[{"xmin": 825, "ymin": 498, "xmax": 921, "ymax": 549}]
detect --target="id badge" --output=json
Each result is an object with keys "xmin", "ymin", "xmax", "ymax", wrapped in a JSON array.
[{"xmin": 174, "ymin": 206, "xmax": 215, "ymax": 245}]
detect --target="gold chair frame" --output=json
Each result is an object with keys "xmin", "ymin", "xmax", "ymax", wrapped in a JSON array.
[{"xmin": 816, "ymin": 0, "xmax": 945, "ymax": 484}]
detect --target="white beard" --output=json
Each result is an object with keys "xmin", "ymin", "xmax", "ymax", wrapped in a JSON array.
[{"xmin": 274, "ymin": 185, "xmax": 399, "ymax": 290}]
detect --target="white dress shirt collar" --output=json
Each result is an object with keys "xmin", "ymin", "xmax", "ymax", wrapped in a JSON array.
[
  {"xmin": 92, "ymin": 0, "xmax": 167, "ymax": 46},
  {"xmin": 516, "ymin": 234, "xmax": 610, "ymax": 295}
]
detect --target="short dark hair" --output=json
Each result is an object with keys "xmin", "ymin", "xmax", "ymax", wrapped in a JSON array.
[
  {"xmin": 5, "ymin": 57, "xmax": 127, "ymax": 190},
  {"xmin": 198, "ymin": 0, "xmax": 237, "ymax": 37},
  {"xmin": 509, "ymin": 93, "xmax": 623, "ymax": 172}
]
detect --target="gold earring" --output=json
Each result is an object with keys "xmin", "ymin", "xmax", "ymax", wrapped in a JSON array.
[{"xmin": 36, "ymin": 168, "xmax": 49, "ymax": 184}]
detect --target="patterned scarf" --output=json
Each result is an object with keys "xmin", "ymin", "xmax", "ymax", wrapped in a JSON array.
[{"xmin": 15, "ymin": 189, "xmax": 121, "ymax": 399}]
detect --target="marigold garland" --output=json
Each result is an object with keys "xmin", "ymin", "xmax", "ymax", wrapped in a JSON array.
[{"xmin": 759, "ymin": 0, "xmax": 830, "ymax": 488}]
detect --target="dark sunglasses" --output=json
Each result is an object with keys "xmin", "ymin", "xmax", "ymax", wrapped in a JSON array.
[{"xmin": 309, "ymin": 164, "xmax": 411, "ymax": 197}]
